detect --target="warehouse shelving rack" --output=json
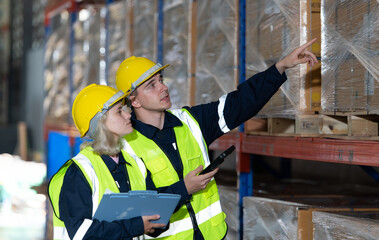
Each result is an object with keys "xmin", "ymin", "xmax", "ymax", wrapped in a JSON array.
[
  {"xmin": 209, "ymin": 132, "xmax": 379, "ymax": 239},
  {"xmin": 215, "ymin": 1, "xmax": 379, "ymax": 238},
  {"xmin": 43, "ymin": 0, "xmax": 119, "ymax": 178},
  {"xmin": 43, "ymin": 0, "xmax": 379, "ymax": 239}
]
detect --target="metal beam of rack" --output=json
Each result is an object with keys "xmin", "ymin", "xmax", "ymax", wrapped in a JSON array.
[{"xmin": 210, "ymin": 133, "xmax": 379, "ymax": 170}]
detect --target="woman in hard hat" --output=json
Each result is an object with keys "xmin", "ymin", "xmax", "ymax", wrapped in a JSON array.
[{"xmin": 48, "ymin": 84, "xmax": 217, "ymax": 240}]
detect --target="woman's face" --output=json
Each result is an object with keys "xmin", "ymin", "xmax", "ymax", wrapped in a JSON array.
[{"xmin": 105, "ymin": 101, "xmax": 133, "ymax": 137}]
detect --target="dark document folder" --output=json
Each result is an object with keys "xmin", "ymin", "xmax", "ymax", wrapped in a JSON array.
[{"xmin": 93, "ymin": 190, "xmax": 181, "ymax": 226}]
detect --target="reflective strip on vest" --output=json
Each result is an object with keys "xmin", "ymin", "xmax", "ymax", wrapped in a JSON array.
[
  {"xmin": 144, "ymin": 199, "xmax": 223, "ymax": 239},
  {"xmin": 72, "ymin": 153, "xmax": 100, "ymax": 215},
  {"xmin": 121, "ymin": 138, "xmax": 147, "ymax": 177},
  {"xmin": 53, "ymin": 226, "xmax": 70, "ymax": 240},
  {"xmin": 73, "ymin": 219, "xmax": 93, "ymax": 240},
  {"xmin": 217, "ymin": 94, "xmax": 230, "ymax": 133},
  {"xmin": 169, "ymin": 109, "xmax": 210, "ymax": 166}
]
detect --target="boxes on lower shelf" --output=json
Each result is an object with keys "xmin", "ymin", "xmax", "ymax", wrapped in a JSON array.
[
  {"xmin": 313, "ymin": 211, "xmax": 379, "ymax": 239},
  {"xmin": 243, "ymin": 196, "xmax": 379, "ymax": 240},
  {"xmin": 218, "ymin": 185, "xmax": 238, "ymax": 240}
]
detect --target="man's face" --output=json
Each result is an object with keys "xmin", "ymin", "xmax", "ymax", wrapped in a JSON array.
[{"xmin": 131, "ymin": 73, "xmax": 172, "ymax": 112}]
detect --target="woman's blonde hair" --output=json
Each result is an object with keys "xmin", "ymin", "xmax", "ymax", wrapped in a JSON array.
[{"xmin": 80, "ymin": 110, "xmax": 123, "ymax": 156}]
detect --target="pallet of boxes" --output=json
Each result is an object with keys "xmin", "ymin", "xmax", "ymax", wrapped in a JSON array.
[
  {"xmin": 244, "ymin": 0, "xmax": 379, "ymax": 139},
  {"xmin": 242, "ymin": 0, "xmax": 379, "ymax": 239},
  {"xmin": 243, "ymin": 195, "xmax": 379, "ymax": 239}
]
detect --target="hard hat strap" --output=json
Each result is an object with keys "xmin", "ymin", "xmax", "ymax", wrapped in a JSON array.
[
  {"xmin": 87, "ymin": 90, "xmax": 125, "ymax": 138},
  {"xmin": 131, "ymin": 63, "xmax": 163, "ymax": 92}
]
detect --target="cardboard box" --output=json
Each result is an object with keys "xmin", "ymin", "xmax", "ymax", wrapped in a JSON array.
[
  {"xmin": 247, "ymin": 0, "xmax": 321, "ymax": 117},
  {"xmin": 321, "ymin": 0, "xmax": 378, "ymax": 113}
]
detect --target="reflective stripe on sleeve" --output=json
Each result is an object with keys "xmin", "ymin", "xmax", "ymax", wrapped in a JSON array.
[
  {"xmin": 73, "ymin": 219, "xmax": 93, "ymax": 240},
  {"xmin": 217, "ymin": 94, "xmax": 230, "ymax": 133}
]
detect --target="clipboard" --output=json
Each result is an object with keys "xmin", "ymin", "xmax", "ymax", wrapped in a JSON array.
[{"xmin": 93, "ymin": 190, "xmax": 181, "ymax": 226}]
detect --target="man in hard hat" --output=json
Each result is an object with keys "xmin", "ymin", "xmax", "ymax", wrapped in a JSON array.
[{"xmin": 116, "ymin": 39, "xmax": 318, "ymax": 239}]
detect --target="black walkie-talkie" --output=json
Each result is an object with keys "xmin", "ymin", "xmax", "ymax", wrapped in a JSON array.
[{"xmin": 200, "ymin": 145, "xmax": 236, "ymax": 175}]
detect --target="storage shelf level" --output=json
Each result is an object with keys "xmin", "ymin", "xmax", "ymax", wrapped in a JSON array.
[{"xmin": 210, "ymin": 133, "xmax": 379, "ymax": 169}]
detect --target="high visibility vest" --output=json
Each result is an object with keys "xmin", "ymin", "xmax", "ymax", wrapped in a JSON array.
[
  {"xmin": 48, "ymin": 142, "xmax": 147, "ymax": 240},
  {"xmin": 123, "ymin": 109, "xmax": 227, "ymax": 240}
]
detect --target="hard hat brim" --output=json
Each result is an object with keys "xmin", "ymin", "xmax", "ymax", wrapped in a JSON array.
[
  {"xmin": 129, "ymin": 64, "xmax": 170, "ymax": 94},
  {"xmin": 82, "ymin": 90, "xmax": 129, "ymax": 138}
]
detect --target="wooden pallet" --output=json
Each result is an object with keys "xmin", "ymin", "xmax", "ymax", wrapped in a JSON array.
[
  {"xmin": 244, "ymin": 117, "xmax": 296, "ymax": 136},
  {"xmin": 245, "ymin": 112, "xmax": 379, "ymax": 140}
]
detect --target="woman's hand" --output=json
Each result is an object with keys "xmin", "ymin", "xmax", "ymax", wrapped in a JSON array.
[
  {"xmin": 184, "ymin": 166, "xmax": 219, "ymax": 195},
  {"xmin": 275, "ymin": 38, "xmax": 319, "ymax": 74},
  {"xmin": 142, "ymin": 215, "xmax": 166, "ymax": 234}
]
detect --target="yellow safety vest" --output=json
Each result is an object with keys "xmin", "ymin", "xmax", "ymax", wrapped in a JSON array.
[
  {"xmin": 123, "ymin": 109, "xmax": 227, "ymax": 239},
  {"xmin": 48, "ymin": 143, "xmax": 147, "ymax": 240}
]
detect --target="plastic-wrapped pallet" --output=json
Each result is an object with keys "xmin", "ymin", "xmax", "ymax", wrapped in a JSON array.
[
  {"xmin": 44, "ymin": 12, "xmax": 71, "ymax": 124},
  {"xmin": 72, "ymin": 5, "xmax": 101, "ymax": 103},
  {"xmin": 195, "ymin": 0, "xmax": 237, "ymax": 105},
  {"xmin": 243, "ymin": 197, "xmax": 306, "ymax": 240},
  {"xmin": 129, "ymin": 0, "xmax": 156, "ymax": 61},
  {"xmin": 313, "ymin": 211, "xmax": 379, "ymax": 239},
  {"xmin": 321, "ymin": 0, "xmax": 379, "ymax": 114},
  {"xmin": 108, "ymin": 1, "xmax": 128, "ymax": 87},
  {"xmin": 246, "ymin": 0, "xmax": 322, "ymax": 117},
  {"xmin": 243, "ymin": 195, "xmax": 379, "ymax": 239},
  {"xmin": 162, "ymin": 0, "xmax": 189, "ymax": 109},
  {"xmin": 218, "ymin": 185, "xmax": 238, "ymax": 240}
]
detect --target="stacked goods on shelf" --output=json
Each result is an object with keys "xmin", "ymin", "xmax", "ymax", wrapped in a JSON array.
[
  {"xmin": 244, "ymin": 0, "xmax": 379, "ymax": 138},
  {"xmin": 321, "ymin": 0, "xmax": 379, "ymax": 114},
  {"xmin": 218, "ymin": 185, "xmax": 238, "ymax": 240},
  {"xmin": 244, "ymin": 0, "xmax": 321, "ymax": 136},
  {"xmin": 129, "ymin": 0, "xmax": 156, "ymax": 61},
  {"xmin": 195, "ymin": 0, "xmax": 237, "ymax": 105},
  {"xmin": 44, "ymin": 1, "xmax": 128, "ymax": 124},
  {"xmin": 71, "ymin": 5, "xmax": 101, "ymax": 102},
  {"xmin": 162, "ymin": 1, "xmax": 189, "ymax": 109},
  {"xmin": 127, "ymin": 0, "xmax": 237, "ymax": 108},
  {"xmin": 243, "ymin": 196, "xmax": 379, "ymax": 240},
  {"xmin": 107, "ymin": 1, "xmax": 127, "ymax": 87},
  {"xmin": 313, "ymin": 211, "xmax": 379, "ymax": 239},
  {"xmin": 246, "ymin": 0, "xmax": 321, "ymax": 118},
  {"xmin": 243, "ymin": 197, "xmax": 305, "ymax": 239},
  {"xmin": 44, "ymin": 11, "xmax": 71, "ymax": 124}
]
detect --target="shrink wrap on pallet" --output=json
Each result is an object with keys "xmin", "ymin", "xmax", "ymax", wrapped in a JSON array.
[
  {"xmin": 321, "ymin": 0, "xmax": 379, "ymax": 114},
  {"xmin": 246, "ymin": 0, "xmax": 322, "ymax": 117}
]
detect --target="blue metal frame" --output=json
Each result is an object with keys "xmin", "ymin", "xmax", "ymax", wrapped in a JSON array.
[
  {"xmin": 238, "ymin": 0, "xmax": 246, "ymax": 133},
  {"xmin": 238, "ymin": 0, "xmax": 247, "ymax": 239},
  {"xmin": 157, "ymin": 0, "xmax": 164, "ymax": 64}
]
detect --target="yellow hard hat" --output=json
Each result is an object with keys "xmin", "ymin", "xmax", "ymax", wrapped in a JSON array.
[
  {"xmin": 116, "ymin": 56, "xmax": 169, "ymax": 94},
  {"xmin": 72, "ymin": 84, "xmax": 128, "ymax": 138}
]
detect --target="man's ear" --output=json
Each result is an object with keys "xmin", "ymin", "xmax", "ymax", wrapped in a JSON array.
[{"xmin": 129, "ymin": 94, "xmax": 141, "ymax": 108}]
